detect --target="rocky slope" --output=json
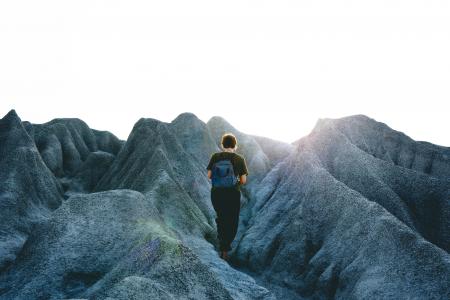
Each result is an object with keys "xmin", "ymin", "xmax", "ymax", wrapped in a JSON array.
[{"xmin": 0, "ymin": 110, "xmax": 448, "ymax": 300}]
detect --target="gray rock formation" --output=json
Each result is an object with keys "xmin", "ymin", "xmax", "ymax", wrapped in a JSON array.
[
  {"xmin": 0, "ymin": 190, "xmax": 235, "ymax": 299},
  {"xmin": 315, "ymin": 115, "xmax": 450, "ymax": 179},
  {"xmin": 0, "ymin": 109, "xmax": 448, "ymax": 300},
  {"xmin": 0, "ymin": 110, "xmax": 63, "ymax": 270},
  {"xmin": 28, "ymin": 117, "xmax": 124, "ymax": 196},
  {"xmin": 234, "ymin": 116, "xmax": 450, "ymax": 299}
]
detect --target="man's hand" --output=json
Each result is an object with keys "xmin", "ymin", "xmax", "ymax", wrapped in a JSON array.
[{"xmin": 207, "ymin": 170, "xmax": 212, "ymax": 179}]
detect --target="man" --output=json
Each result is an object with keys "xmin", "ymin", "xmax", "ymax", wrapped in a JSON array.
[{"xmin": 206, "ymin": 133, "xmax": 249, "ymax": 261}]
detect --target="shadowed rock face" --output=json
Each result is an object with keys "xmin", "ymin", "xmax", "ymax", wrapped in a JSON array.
[
  {"xmin": 0, "ymin": 110, "xmax": 63, "ymax": 270},
  {"xmin": 0, "ymin": 109, "xmax": 449, "ymax": 300},
  {"xmin": 27, "ymin": 117, "xmax": 124, "ymax": 197}
]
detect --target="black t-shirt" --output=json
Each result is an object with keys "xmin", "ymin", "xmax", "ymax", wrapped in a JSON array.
[{"xmin": 206, "ymin": 152, "xmax": 249, "ymax": 190}]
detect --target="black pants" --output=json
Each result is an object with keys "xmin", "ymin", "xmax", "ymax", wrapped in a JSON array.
[{"xmin": 211, "ymin": 187, "xmax": 241, "ymax": 251}]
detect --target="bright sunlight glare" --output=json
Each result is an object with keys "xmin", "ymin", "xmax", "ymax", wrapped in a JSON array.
[{"xmin": 1, "ymin": 1, "xmax": 449, "ymax": 145}]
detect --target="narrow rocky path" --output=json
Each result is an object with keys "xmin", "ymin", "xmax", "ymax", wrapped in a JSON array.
[{"xmin": 181, "ymin": 236, "xmax": 276, "ymax": 300}]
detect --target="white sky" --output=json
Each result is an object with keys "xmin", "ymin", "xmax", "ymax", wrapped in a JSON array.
[{"xmin": 1, "ymin": 1, "xmax": 449, "ymax": 146}]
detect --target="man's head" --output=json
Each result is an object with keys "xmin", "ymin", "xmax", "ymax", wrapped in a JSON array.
[{"xmin": 221, "ymin": 133, "xmax": 237, "ymax": 149}]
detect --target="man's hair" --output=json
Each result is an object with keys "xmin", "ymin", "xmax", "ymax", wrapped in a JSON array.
[{"xmin": 221, "ymin": 133, "xmax": 237, "ymax": 149}]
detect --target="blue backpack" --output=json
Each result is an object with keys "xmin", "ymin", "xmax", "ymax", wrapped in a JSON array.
[{"xmin": 211, "ymin": 159, "xmax": 238, "ymax": 188}]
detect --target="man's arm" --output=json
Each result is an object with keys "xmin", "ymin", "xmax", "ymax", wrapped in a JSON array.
[
  {"xmin": 239, "ymin": 156, "xmax": 248, "ymax": 185},
  {"xmin": 239, "ymin": 174, "xmax": 247, "ymax": 185},
  {"xmin": 206, "ymin": 153, "xmax": 215, "ymax": 180}
]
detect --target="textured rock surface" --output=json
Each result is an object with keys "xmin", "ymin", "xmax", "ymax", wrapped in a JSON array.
[
  {"xmin": 312, "ymin": 115, "xmax": 450, "ymax": 179},
  {"xmin": 0, "ymin": 109, "xmax": 449, "ymax": 300},
  {"xmin": 27, "ymin": 117, "xmax": 124, "ymax": 197},
  {"xmin": 234, "ymin": 124, "xmax": 450, "ymax": 299},
  {"xmin": 0, "ymin": 190, "xmax": 234, "ymax": 299},
  {"xmin": 0, "ymin": 110, "xmax": 63, "ymax": 270}
]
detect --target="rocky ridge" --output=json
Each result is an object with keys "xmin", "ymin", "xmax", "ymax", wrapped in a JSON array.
[{"xmin": 0, "ymin": 110, "xmax": 448, "ymax": 300}]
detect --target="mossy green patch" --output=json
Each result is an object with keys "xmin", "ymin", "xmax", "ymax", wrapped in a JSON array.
[{"xmin": 134, "ymin": 218, "xmax": 182, "ymax": 257}]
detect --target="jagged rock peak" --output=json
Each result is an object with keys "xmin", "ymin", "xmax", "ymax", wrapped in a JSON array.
[
  {"xmin": 312, "ymin": 114, "xmax": 378, "ymax": 131},
  {"xmin": 0, "ymin": 109, "xmax": 36, "ymax": 151},
  {"xmin": 129, "ymin": 117, "xmax": 164, "ymax": 134},
  {"xmin": 206, "ymin": 116, "xmax": 240, "ymax": 135},
  {"xmin": 307, "ymin": 114, "xmax": 450, "ymax": 179},
  {"xmin": 1, "ymin": 109, "xmax": 23, "ymax": 128},
  {"xmin": 171, "ymin": 112, "xmax": 203, "ymax": 124},
  {"xmin": 207, "ymin": 115, "xmax": 231, "ymax": 126},
  {"xmin": 44, "ymin": 117, "xmax": 89, "ymax": 126},
  {"xmin": 3, "ymin": 108, "xmax": 20, "ymax": 119}
]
